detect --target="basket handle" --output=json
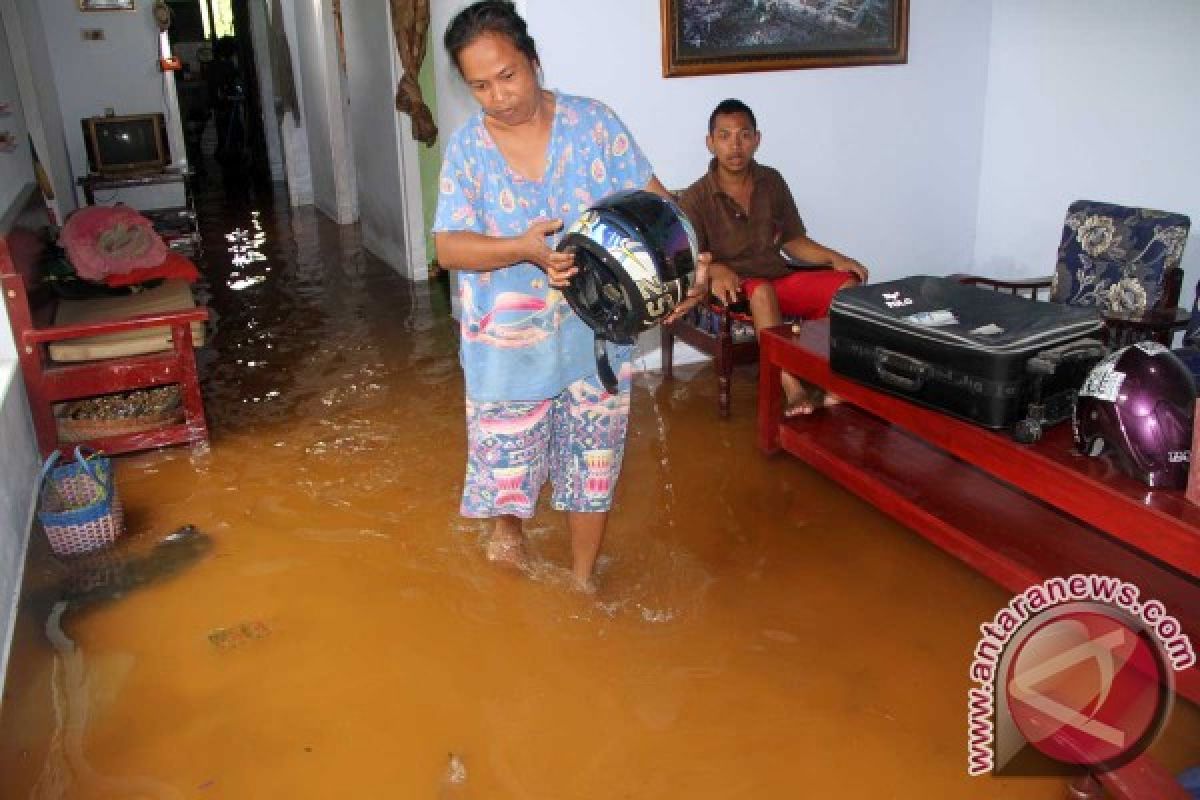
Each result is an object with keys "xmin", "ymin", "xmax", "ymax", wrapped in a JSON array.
[
  {"xmin": 72, "ymin": 446, "xmax": 110, "ymax": 498},
  {"xmin": 37, "ymin": 451, "xmax": 69, "ymax": 509},
  {"xmin": 38, "ymin": 451, "xmax": 63, "ymax": 500},
  {"xmin": 38, "ymin": 451, "xmax": 62, "ymax": 485}
]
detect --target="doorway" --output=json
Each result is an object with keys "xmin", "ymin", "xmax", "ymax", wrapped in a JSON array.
[{"xmin": 164, "ymin": 0, "xmax": 277, "ymax": 198}]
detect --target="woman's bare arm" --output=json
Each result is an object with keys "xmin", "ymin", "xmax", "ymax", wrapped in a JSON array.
[{"xmin": 434, "ymin": 219, "xmax": 579, "ymax": 286}]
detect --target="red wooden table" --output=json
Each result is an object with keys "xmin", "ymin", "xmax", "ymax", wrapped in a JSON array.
[{"xmin": 757, "ymin": 321, "xmax": 1198, "ymax": 800}]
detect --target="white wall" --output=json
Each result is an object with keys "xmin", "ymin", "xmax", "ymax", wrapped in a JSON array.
[
  {"xmin": 340, "ymin": 0, "xmax": 426, "ymax": 280},
  {"xmin": 0, "ymin": 0, "xmax": 38, "ymax": 698},
  {"xmin": 430, "ymin": 0, "xmax": 489, "ymax": 150},
  {"xmin": 0, "ymin": 4, "xmax": 31, "ymax": 222},
  {"xmin": 4, "ymin": 0, "xmax": 74, "ymax": 222},
  {"xmin": 276, "ymin": 0, "xmax": 313, "ymax": 207},
  {"xmin": 292, "ymin": 0, "xmax": 356, "ymax": 224},
  {"xmin": 527, "ymin": 0, "xmax": 991, "ymax": 279},
  {"xmin": 522, "ymin": 0, "xmax": 994, "ymax": 366},
  {"xmin": 974, "ymin": 0, "xmax": 1200, "ymax": 308},
  {"xmin": 0, "ymin": 366, "xmax": 37, "ymax": 699},
  {"xmin": 427, "ymin": 0, "xmax": 994, "ymax": 358},
  {"xmin": 248, "ymin": 0, "xmax": 285, "ymax": 183},
  {"xmin": 37, "ymin": 1, "xmax": 185, "ymax": 209}
]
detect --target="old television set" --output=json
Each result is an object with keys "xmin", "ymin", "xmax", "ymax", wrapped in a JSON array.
[{"xmin": 81, "ymin": 112, "xmax": 170, "ymax": 175}]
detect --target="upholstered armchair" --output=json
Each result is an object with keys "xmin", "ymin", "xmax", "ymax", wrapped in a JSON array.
[{"xmin": 958, "ymin": 200, "xmax": 1191, "ymax": 346}]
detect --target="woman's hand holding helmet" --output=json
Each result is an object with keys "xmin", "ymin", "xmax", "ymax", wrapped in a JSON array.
[{"xmin": 521, "ymin": 218, "xmax": 578, "ymax": 287}]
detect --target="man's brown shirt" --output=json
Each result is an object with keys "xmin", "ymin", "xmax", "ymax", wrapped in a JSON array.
[{"xmin": 678, "ymin": 159, "xmax": 807, "ymax": 280}]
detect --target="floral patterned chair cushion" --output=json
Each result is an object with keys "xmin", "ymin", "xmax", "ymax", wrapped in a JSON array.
[{"xmin": 1050, "ymin": 200, "xmax": 1191, "ymax": 314}]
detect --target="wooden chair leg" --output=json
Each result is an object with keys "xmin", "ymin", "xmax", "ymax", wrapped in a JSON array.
[
  {"xmin": 174, "ymin": 328, "xmax": 209, "ymax": 446},
  {"xmin": 717, "ymin": 353, "xmax": 731, "ymax": 417},
  {"xmin": 661, "ymin": 323, "xmax": 675, "ymax": 379},
  {"xmin": 718, "ymin": 314, "xmax": 734, "ymax": 418}
]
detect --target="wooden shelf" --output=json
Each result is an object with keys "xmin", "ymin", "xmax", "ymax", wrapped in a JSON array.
[
  {"xmin": 759, "ymin": 321, "xmax": 1200, "ymax": 579},
  {"xmin": 778, "ymin": 406, "xmax": 1199, "ymax": 703}
]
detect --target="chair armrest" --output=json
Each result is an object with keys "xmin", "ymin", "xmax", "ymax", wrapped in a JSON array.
[
  {"xmin": 713, "ymin": 297, "xmax": 752, "ymax": 315},
  {"xmin": 951, "ymin": 273, "xmax": 1054, "ymax": 291},
  {"xmin": 1101, "ymin": 306, "xmax": 1189, "ymax": 332},
  {"xmin": 781, "ymin": 251, "xmax": 833, "ymax": 271},
  {"xmin": 24, "ymin": 307, "xmax": 210, "ymax": 344}
]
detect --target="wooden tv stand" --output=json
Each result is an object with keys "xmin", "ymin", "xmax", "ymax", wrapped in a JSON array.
[
  {"xmin": 77, "ymin": 167, "xmax": 193, "ymax": 205},
  {"xmin": 757, "ymin": 321, "xmax": 1199, "ymax": 800}
]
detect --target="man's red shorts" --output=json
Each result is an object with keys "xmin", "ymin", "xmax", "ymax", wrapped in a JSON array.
[{"xmin": 741, "ymin": 269, "xmax": 855, "ymax": 319}]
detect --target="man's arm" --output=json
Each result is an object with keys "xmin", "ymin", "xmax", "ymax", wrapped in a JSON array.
[
  {"xmin": 671, "ymin": 182, "xmax": 739, "ymax": 308},
  {"xmin": 782, "ymin": 235, "xmax": 869, "ymax": 284}
]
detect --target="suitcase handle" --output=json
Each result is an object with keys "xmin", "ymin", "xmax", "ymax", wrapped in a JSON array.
[
  {"xmin": 874, "ymin": 348, "xmax": 929, "ymax": 392},
  {"xmin": 1026, "ymin": 337, "xmax": 1108, "ymax": 375}
]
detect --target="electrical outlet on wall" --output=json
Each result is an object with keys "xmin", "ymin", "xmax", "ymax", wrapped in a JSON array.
[{"xmin": 81, "ymin": 29, "xmax": 105, "ymax": 41}]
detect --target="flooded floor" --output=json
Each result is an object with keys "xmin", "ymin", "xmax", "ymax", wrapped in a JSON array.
[{"xmin": 1, "ymin": 180, "xmax": 1197, "ymax": 798}]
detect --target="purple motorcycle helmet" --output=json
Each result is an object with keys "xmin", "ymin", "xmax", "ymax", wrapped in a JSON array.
[{"xmin": 1073, "ymin": 342, "xmax": 1196, "ymax": 489}]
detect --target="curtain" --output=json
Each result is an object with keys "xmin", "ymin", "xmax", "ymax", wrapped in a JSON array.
[{"xmin": 389, "ymin": 0, "xmax": 437, "ymax": 145}]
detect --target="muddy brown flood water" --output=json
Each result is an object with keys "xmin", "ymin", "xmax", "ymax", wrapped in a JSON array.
[{"xmin": 1, "ymin": 190, "xmax": 1196, "ymax": 798}]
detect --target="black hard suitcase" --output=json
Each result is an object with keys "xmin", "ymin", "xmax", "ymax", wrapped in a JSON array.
[{"xmin": 829, "ymin": 276, "xmax": 1107, "ymax": 441}]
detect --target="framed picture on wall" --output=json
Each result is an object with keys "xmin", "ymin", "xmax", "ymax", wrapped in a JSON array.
[
  {"xmin": 80, "ymin": 0, "xmax": 135, "ymax": 11},
  {"xmin": 661, "ymin": 0, "xmax": 909, "ymax": 77}
]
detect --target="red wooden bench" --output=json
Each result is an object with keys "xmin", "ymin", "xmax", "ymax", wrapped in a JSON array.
[
  {"xmin": 757, "ymin": 320, "xmax": 1198, "ymax": 800},
  {"xmin": 1, "ymin": 185, "xmax": 210, "ymax": 458}
]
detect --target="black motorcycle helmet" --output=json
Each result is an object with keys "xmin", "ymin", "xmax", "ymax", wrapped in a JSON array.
[{"xmin": 557, "ymin": 190, "xmax": 698, "ymax": 391}]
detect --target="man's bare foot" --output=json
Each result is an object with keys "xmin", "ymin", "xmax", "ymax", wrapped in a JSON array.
[
  {"xmin": 784, "ymin": 387, "xmax": 841, "ymax": 417},
  {"xmin": 783, "ymin": 389, "xmax": 815, "ymax": 417},
  {"xmin": 486, "ymin": 535, "xmax": 530, "ymax": 571}
]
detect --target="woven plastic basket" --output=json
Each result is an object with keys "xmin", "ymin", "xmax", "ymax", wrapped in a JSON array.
[{"xmin": 37, "ymin": 448, "xmax": 125, "ymax": 557}]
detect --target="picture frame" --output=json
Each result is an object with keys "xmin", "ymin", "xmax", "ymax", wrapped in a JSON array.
[
  {"xmin": 661, "ymin": 0, "xmax": 909, "ymax": 77},
  {"xmin": 80, "ymin": 0, "xmax": 136, "ymax": 11}
]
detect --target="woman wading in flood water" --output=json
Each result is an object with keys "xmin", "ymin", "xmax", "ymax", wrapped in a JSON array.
[{"xmin": 431, "ymin": 1, "xmax": 707, "ymax": 592}]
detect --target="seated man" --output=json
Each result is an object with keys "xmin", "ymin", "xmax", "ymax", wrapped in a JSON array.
[{"xmin": 678, "ymin": 98, "xmax": 868, "ymax": 415}]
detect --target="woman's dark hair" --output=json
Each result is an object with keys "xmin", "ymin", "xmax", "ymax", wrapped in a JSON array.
[
  {"xmin": 708, "ymin": 98, "xmax": 757, "ymax": 133},
  {"xmin": 444, "ymin": 1, "xmax": 539, "ymax": 73}
]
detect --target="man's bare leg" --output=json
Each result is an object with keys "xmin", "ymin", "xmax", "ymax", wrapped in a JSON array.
[
  {"xmin": 487, "ymin": 514, "xmax": 529, "ymax": 570},
  {"xmin": 746, "ymin": 283, "xmax": 816, "ymax": 411},
  {"xmin": 567, "ymin": 510, "xmax": 607, "ymax": 593}
]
